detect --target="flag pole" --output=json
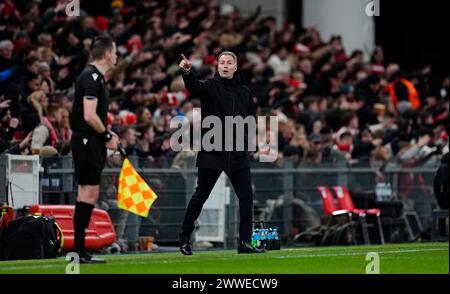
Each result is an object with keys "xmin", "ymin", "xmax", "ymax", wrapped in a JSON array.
[{"xmin": 118, "ymin": 143, "xmax": 127, "ymax": 159}]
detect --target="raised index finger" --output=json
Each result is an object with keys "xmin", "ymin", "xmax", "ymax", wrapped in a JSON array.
[{"xmin": 181, "ymin": 54, "xmax": 188, "ymax": 62}]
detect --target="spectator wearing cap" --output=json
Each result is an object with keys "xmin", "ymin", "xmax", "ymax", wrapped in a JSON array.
[{"xmin": 309, "ymin": 132, "xmax": 323, "ymax": 156}]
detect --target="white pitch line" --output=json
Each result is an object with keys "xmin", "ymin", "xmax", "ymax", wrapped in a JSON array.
[
  {"xmin": 0, "ymin": 264, "xmax": 65, "ymax": 271},
  {"xmin": 274, "ymin": 248, "xmax": 448, "ymax": 259},
  {"xmin": 0, "ymin": 247, "xmax": 447, "ymax": 272}
]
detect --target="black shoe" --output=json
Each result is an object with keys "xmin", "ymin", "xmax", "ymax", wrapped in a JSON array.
[
  {"xmin": 237, "ymin": 241, "xmax": 266, "ymax": 254},
  {"xmin": 78, "ymin": 253, "xmax": 107, "ymax": 264},
  {"xmin": 179, "ymin": 232, "xmax": 193, "ymax": 256}
]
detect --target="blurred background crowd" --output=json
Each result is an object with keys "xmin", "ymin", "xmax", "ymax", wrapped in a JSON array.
[{"xmin": 0, "ymin": 0, "xmax": 448, "ymax": 172}]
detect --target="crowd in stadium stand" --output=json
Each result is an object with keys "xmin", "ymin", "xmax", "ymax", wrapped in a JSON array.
[{"xmin": 1, "ymin": 0, "xmax": 448, "ymax": 173}]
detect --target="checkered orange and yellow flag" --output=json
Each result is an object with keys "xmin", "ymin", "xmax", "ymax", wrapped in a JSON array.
[{"xmin": 117, "ymin": 158, "xmax": 158, "ymax": 217}]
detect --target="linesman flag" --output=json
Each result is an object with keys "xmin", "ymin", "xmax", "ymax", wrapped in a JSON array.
[{"xmin": 117, "ymin": 158, "xmax": 158, "ymax": 217}]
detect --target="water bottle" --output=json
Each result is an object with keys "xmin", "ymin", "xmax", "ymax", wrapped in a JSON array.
[
  {"xmin": 252, "ymin": 228, "xmax": 261, "ymax": 248},
  {"xmin": 272, "ymin": 228, "xmax": 280, "ymax": 250},
  {"xmin": 273, "ymin": 228, "xmax": 279, "ymax": 240},
  {"xmin": 260, "ymin": 228, "xmax": 267, "ymax": 249},
  {"xmin": 251, "ymin": 229, "xmax": 257, "ymax": 247},
  {"xmin": 267, "ymin": 228, "xmax": 274, "ymax": 250}
]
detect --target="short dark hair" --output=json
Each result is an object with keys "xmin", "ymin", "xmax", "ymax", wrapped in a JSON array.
[
  {"xmin": 339, "ymin": 131, "xmax": 353, "ymax": 140},
  {"xmin": 90, "ymin": 35, "xmax": 114, "ymax": 61},
  {"xmin": 341, "ymin": 110, "xmax": 356, "ymax": 126},
  {"xmin": 366, "ymin": 74, "xmax": 381, "ymax": 86},
  {"xmin": 137, "ymin": 123, "xmax": 154, "ymax": 138},
  {"xmin": 119, "ymin": 125, "xmax": 134, "ymax": 138},
  {"xmin": 25, "ymin": 72, "xmax": 39, "ymax": 83},
  {"xmin": 25, "ymin": 55, "xmax": 39, "ymax": 66}
]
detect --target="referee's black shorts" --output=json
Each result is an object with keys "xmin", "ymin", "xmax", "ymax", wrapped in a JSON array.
[{"xmin": 70, "ymin": 132, "xmax": 106, "ymax": 186}]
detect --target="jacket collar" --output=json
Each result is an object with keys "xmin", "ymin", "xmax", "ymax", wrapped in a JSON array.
[{"xmin": 213, "ymin": 71, "xmax": 239, "ymax": 86}]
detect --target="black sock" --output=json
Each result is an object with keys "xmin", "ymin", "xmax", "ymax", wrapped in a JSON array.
[{"xmin": 73, "ymin": 201, "xmax": 94, "ymax": 255}]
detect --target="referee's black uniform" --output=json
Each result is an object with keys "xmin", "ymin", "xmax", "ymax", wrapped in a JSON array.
[
  {"xmin": 70, "ymin": 64, "xmax": 109, "ymax": 256},
  {"xmin": 70, "ymin": 64, "xmax": 109, "ymax": 185}
]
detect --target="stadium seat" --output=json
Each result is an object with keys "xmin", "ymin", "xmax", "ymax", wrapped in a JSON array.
[
  {"xmin": 332, "ymin": 186, "xmax": 385, "ymax": 245},
  {"xmin": 317, "ymin": 186, "xmax": 357, "ymax": 245},
  {"xmin": 30, "ymin": 205, "xmax": 116, "ymax": 251}
]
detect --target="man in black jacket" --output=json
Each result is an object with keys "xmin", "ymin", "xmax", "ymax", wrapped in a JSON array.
[{"xmin": 178, "ymin": 52, "xmax": 265, "ymax": 255}]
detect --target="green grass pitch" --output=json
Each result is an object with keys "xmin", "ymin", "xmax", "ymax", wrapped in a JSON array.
[{"xmin": 0, "ymin": 243, "xmax": 447, "ymax": 274}]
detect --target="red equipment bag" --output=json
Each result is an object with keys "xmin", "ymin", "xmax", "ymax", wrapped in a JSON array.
[{"xmin": 29, "ymin": 205, "xmax": 116, "ymax": 251}]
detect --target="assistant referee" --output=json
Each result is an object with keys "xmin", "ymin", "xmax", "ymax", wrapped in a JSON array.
[{"xmin": 70, "ymin": 35, "xmax": 119, "ymax": 263}]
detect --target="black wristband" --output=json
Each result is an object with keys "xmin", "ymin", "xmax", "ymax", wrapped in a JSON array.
[{"xmin": 102, "ymin": 130, "xmax": 113, "ymax": 142}]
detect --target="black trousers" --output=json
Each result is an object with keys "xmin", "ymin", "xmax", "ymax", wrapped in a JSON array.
[{"xmin": 181, "ymin": 167, "xmax": 253, "ymax": 242}]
